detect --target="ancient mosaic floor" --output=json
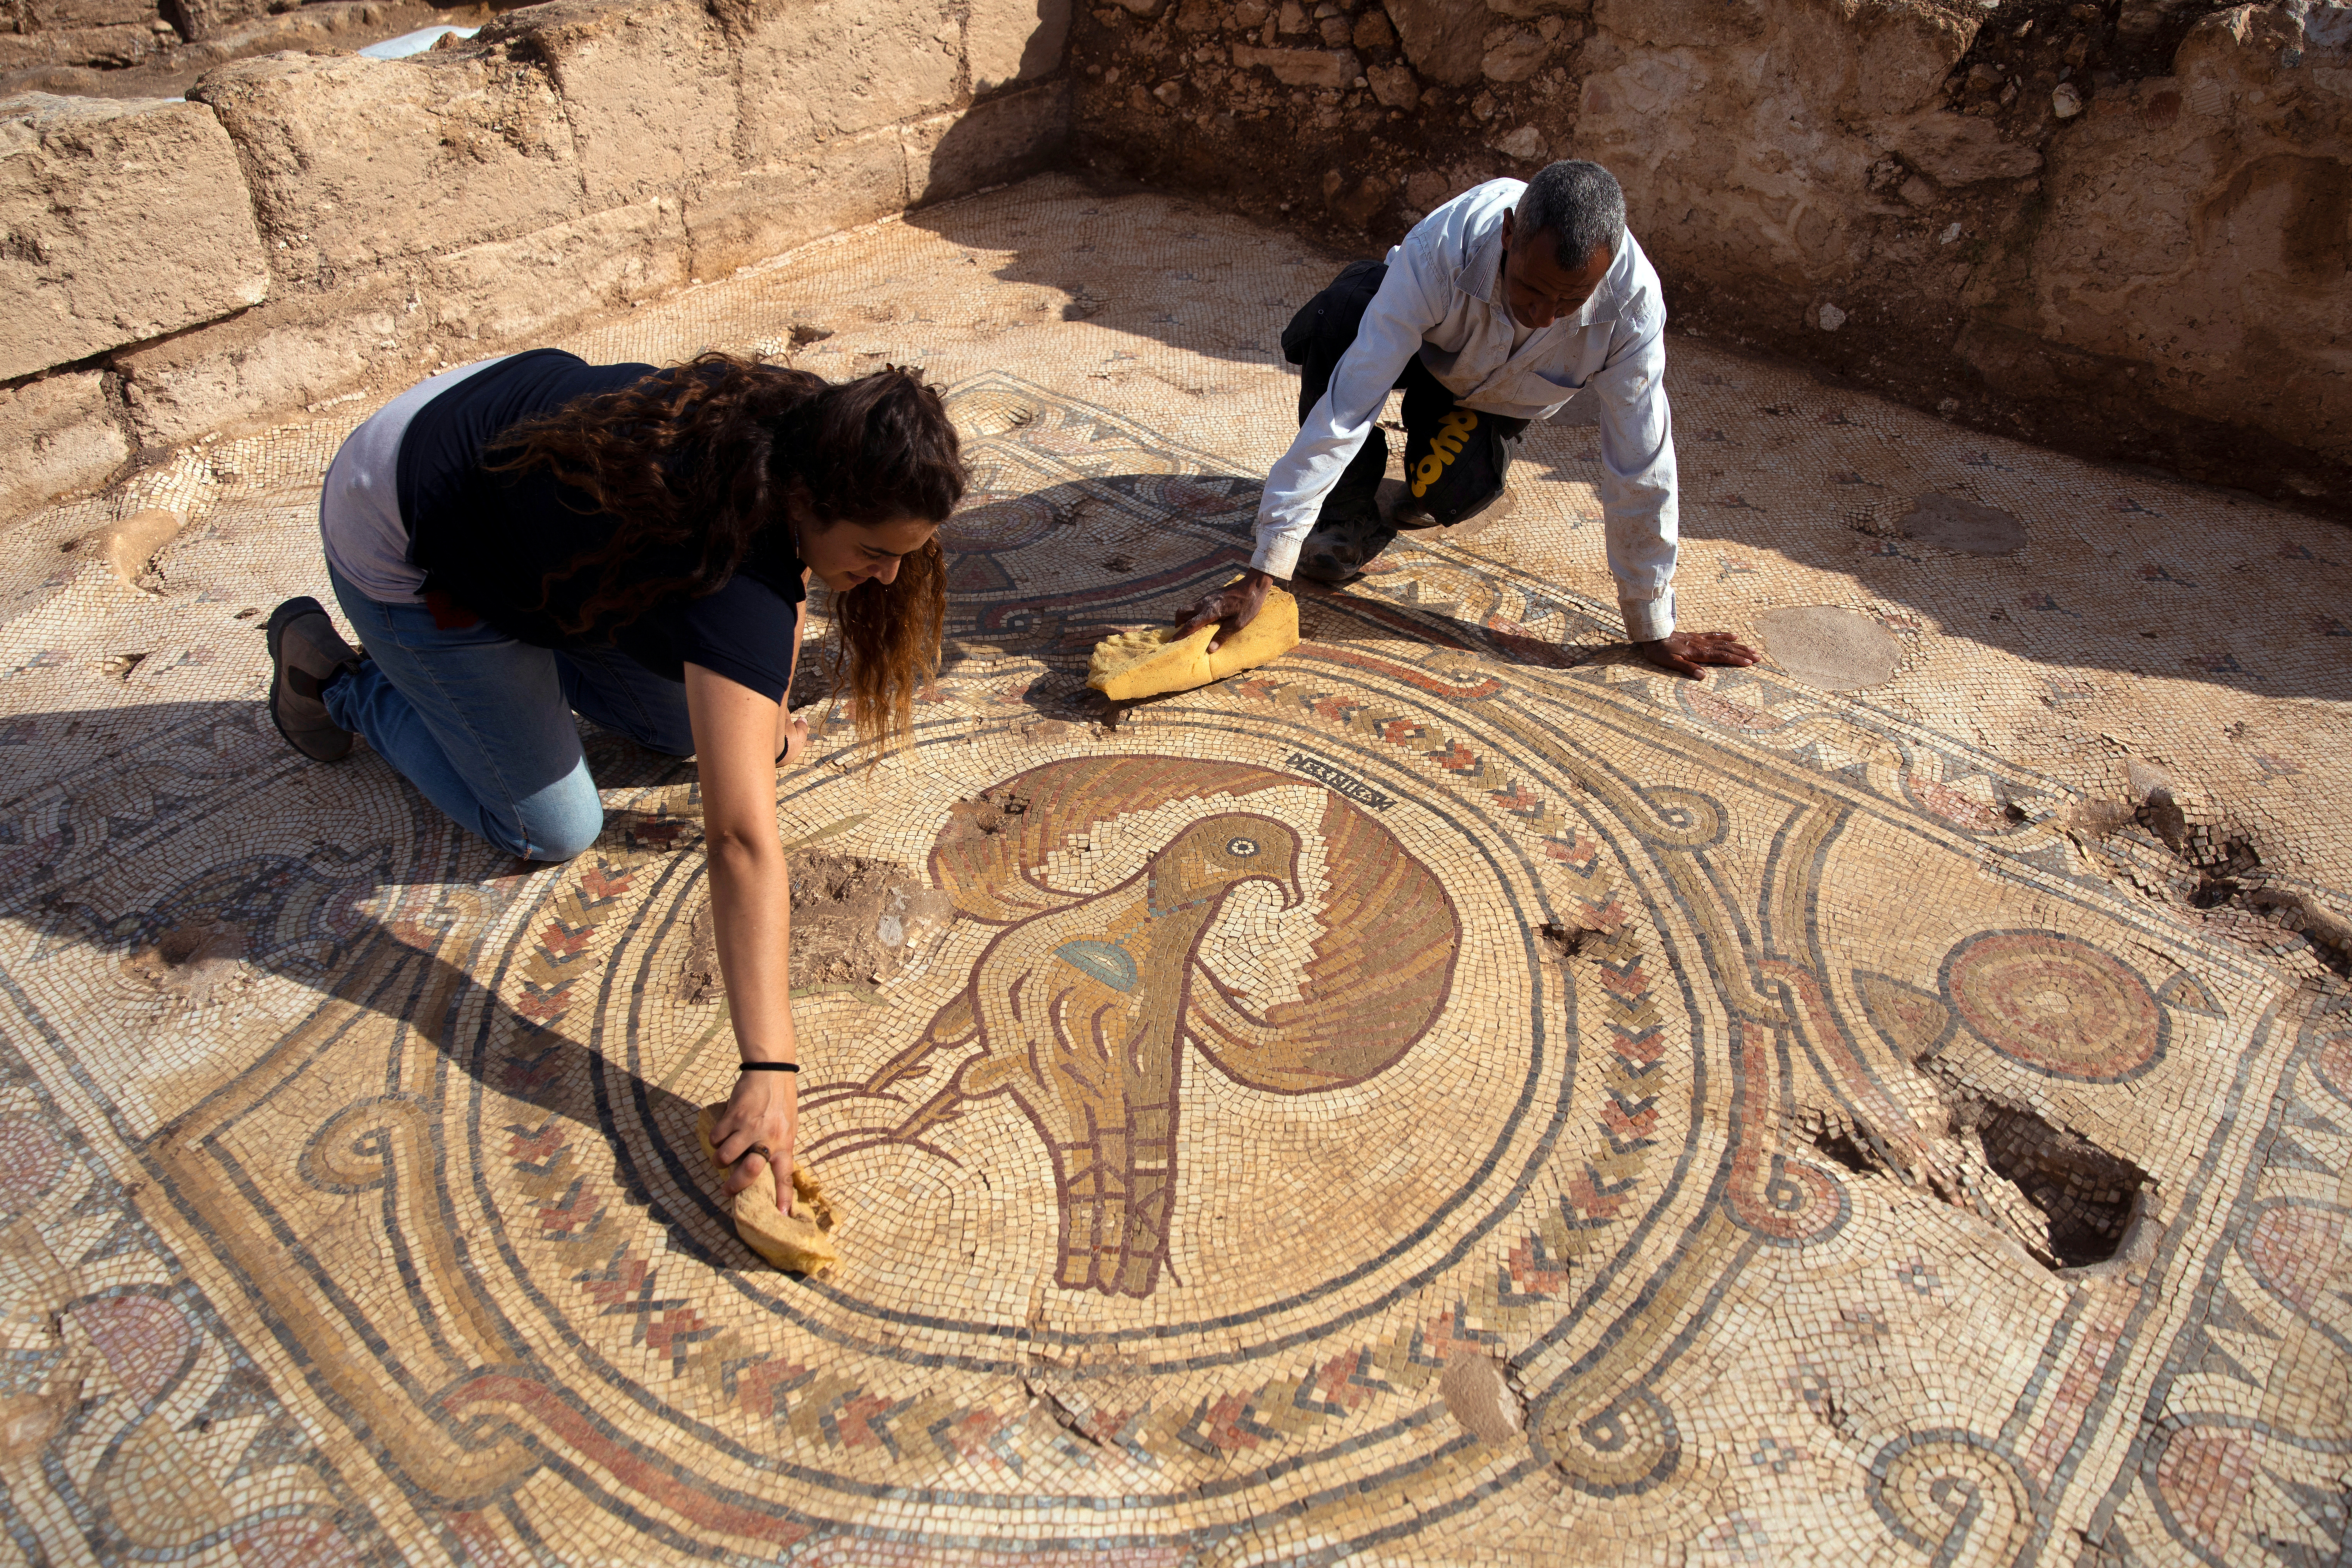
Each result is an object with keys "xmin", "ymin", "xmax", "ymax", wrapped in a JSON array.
[{"xmin": 2, "ymin": 175, "xmax": 2349, "ymax": 1566}]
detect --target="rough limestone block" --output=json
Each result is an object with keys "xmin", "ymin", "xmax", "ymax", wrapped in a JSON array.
[
  {"xmin": 191, "ymin": 52, "xmax": 585, "ymax": 284},
  {"xmin": 0, "ymin": 22, "xmax": 161, "ymax": 70},
  {"xmin": 902, "ymin": 81, "xmax": 1070, "ymax": 206},
  {"xmin": 476, "ymin": 0, "xmax": 738, "ymax": 206},
  {"xmin": 1825, "ymin": 3, "xmax": 1976, "ymax": 120},
  {"xmin": 34, "ymin": 0, "xmax": 161, "ymax": 27},
  {"xmin": 1380, "ymin": 0, "xmax": 1486, "ymax": 85},
  {"xmin": 1481, "ymin": 27, "xmax": 1549, "ymax": 82},
  {"xmin": 695, "ymin": 1104, "xmax": 840, "ymax": 1275},
  {"xmin": 735, "ymin": 0, "xmax": 961, "ymax": 166},
  {"xmin": 684, "ymin": 126, "xmax": 907, "ymax": 279},
  {"xmin": 428, "ymin": 198, "xmax": 687, "ymax": 346},
  {"xmin": 1366, "ymin": 62, "xmax": 1420, "ymax": 110},
  {"xmin": 170, "ymin": 0, "xmax": 270, "ymax": 41},
  {"xmin": 1087, "ymin": 586, "xmax": 1300, "ymax": 701},
  {"xmin": 967, "ymin": 0, "xmax": 1070, "ymax": 93},
  {"xmin": 155, "ymin": 0, "xmax": 436, "ymax": 58},
  {"xmin": 0, "ymin": 94, "xmax": 268, "ymax": 382},
  {"xmin": 0, "ymin": 372, "xmax": 128, "ymax": 523},
  {"xmin": 115, "ymin": 280, "xmax": 428, "ymax": 448}
]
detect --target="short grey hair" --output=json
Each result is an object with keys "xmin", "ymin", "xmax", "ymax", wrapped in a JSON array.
[{"xmin": 1516, "ymin": 160, "xmax": 1626, "ymax": 272}]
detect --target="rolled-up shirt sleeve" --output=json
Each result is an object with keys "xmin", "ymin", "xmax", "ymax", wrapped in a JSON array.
[
  {"xmin": 1251, "ymin": 257, "xmax": 1439, "ymax": 580},
  {"xmin": 1589, "ymin": 323, "xmax": 1679, "ymax": 642}
]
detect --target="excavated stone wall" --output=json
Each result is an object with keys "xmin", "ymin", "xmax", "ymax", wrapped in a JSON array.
[
  {"xmin": 1066, "ymin": 0, "xmax": 2350, "ymax": 514},
  {"xmin": 0, "ymin": 0, "xmax": 1070, "ymax": 519},
  {"xmin": 3, "ymin": 0, "xmax": 452, "ymax": 94},
  {"xmin": 6, "ymin": 0, "xmax": 2340, "ymax": 522}
]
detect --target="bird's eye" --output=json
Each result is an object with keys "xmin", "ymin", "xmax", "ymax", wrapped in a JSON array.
[{"xmin": 1225, "ymin": 837, "xmax": 1259, "ymax": 857}]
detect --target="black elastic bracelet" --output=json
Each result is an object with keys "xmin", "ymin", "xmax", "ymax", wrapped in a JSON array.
[{"xmin": 738, "ymin": 1061, "xmax": 799, "ymax": 1073}]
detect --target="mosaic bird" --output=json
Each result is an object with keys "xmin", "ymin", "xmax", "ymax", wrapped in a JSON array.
[
  {"xmin": 813, "ymin": 813, "xmax": 1302, "ymax": 1296},
  {"xmin": 802, "ymin": 756, "xmax": 1460, "ymax": 1299}
]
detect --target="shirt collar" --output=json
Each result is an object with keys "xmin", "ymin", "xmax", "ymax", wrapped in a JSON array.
[{"xmin": 1459, "ymin": 202, "xmax": 1624, "ymax": 330}]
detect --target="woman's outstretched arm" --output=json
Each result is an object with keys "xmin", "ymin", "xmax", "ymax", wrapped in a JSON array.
[{"xmin": 685, "ymin": 660, "xmax": 802, "ymax": 1212}]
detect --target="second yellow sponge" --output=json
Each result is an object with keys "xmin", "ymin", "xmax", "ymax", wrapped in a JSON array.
[{"xmin": 1087, "ymin": 587, "xmax": 1301, "ymax": 701}]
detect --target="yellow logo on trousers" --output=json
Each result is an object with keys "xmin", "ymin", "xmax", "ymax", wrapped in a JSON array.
[{"xmin": 1412, "ymin": 410, "xmax": 1480, "ymax": 498}]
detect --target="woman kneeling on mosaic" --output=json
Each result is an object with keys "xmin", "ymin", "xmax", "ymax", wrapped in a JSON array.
[{"xmin": 264, "ymin": 349, "xmax": 966, "ymax": 1210}]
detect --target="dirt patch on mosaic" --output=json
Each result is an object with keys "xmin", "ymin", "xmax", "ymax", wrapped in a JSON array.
[
  {"xmin": 1753, "ymin": 606, "xmax": 1905, "ymax": 693},
  {"xmin": 936, "ymin": 785, "xmax": 1035, "ymax": 850},
  {"xmin": 1439, "ymin": 1351, "xmax": 1524, "ymax": 1448},
  {"xmin": 120, "ymin": 918, "xmax": 248, "ymax": 1008},
  {"xmin": 675, "ymin": 847, "xmax": 955, "ymax": 1004},
  {"xmin": 1897, "ymin": 494, "xmax": 2027, "ymax": 556}
]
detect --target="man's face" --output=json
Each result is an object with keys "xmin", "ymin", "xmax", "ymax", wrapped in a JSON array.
[{"xmin": 1498, "ymin": 209, "xmax": 1613, "ymax": 331}]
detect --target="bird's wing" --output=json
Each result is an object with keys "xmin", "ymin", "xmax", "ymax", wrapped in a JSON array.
[
  {"xmin": 928, "ymin": 755, "xmax": 1298, "ymax": 924},
  {"xmin": 1187, "ymin": 796, "xmax": 1459, "ymax": 1092}
]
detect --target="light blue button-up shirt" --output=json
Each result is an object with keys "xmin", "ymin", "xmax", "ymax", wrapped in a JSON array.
[{"xmin": 1252, "ymin": 179, "xmax": 1681, "ymax": 641}]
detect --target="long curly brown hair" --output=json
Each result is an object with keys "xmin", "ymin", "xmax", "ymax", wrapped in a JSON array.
[{"xmin": 486, "ymin": 354, "xmax": 963, "ymax": 744}]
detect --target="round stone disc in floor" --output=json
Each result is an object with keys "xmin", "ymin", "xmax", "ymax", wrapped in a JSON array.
[
  {"xmin": 1900, "ymin": 493, "xmax": 2027, "ymax": 554},
  {"xmin": 1754, "ymin": 604, "xmax": 1904, "ymax": 691}
]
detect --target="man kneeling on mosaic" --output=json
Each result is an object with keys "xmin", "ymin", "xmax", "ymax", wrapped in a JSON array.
[
  {"xmin": 263, "ymin": 351, "xmax": 967, "ymax": 1221},
  {"xmin": 1178, "ymin": 159, "xmax": 1758, "ymax": 682}
]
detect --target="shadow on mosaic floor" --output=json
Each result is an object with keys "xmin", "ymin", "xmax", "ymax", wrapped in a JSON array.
[
  {"xmin": 3, "ymin": 700, "xmax": 758, "ymax": 1276},
  {"xmin": 941, "ymin": 464, "xmax": 2352, "ymax": 705},
  {"xmin": 4, "ymin": 701, "xmax": 691, "ymax": 897}
]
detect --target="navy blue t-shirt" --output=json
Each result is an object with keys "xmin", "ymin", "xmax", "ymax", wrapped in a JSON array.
[{"xmin": 397, "ymin": 350, "xmax": 807, "ymax": 702}]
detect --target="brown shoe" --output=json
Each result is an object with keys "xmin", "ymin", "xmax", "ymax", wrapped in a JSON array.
[{"xmin": 266, "ymin": 597, "xmax": 363, "ymax": 761}]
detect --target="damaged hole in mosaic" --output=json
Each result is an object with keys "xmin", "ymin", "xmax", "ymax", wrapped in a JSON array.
[{"xmin": 1949, "ymin": 1098, "xmax": 2151, "ymax": 1271}]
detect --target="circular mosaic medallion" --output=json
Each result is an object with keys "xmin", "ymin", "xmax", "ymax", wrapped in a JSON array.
[
  {"xmin": 1941, "ymin": 930, "xmax": 2164, "ymax": 1082},
  {"xmin": 622, "ymin": 752, "xmax": 1481, "ymax": 1333}
]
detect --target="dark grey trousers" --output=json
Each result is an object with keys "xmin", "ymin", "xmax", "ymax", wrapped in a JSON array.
[{"xmin": 1279, "ymin": 259, "xmax": 1529, "ymax": 580}]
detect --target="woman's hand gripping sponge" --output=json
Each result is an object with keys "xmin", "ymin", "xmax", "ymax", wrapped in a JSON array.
[
  {"xmin": 696, "ymin": 1104, "xmax": 841, "ymax": 1275},
  {"xmin": 1086, "ymin": 587, "xmax": 1301, "ymax": 701}
]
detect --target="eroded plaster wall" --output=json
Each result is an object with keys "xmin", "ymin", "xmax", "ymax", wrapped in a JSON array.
[
  {"xmin": 0, "ymin": 0, "xmax": 1070, "ymax": 520},
  {"xmin": 7, "ymin": 0, "xmax": 2341, "ymax": 525},
  {"xmin": 1067, "ymin": 0, "xmax": 2351, "ymax": 513}
]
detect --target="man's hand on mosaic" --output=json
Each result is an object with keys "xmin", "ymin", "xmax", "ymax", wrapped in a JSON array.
[
  {"xmin": 713, "ymin": 1069, "xmax": 797, "ymax": 1214},
  {"xmin": 1634, "ymin": 630, "xmax": 1760, "ymax": 680},
  {"xmin": 1174, "ymin": 568, "xmax": 1275, "ymax": 653}
]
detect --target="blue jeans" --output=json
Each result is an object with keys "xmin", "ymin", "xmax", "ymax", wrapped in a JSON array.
[{"xmin": 324, "ymin": 562, "xmax": 694, "ymax": 862}]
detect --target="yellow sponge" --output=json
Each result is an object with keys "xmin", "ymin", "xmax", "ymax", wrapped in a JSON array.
[
  {"xmin": 696, "ymin": 1104, "xmax": 841, "ymax": 1275},
  {"xmin": 1086, "ymin": 587, "xmax": 1301, "ymax": 701}
]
